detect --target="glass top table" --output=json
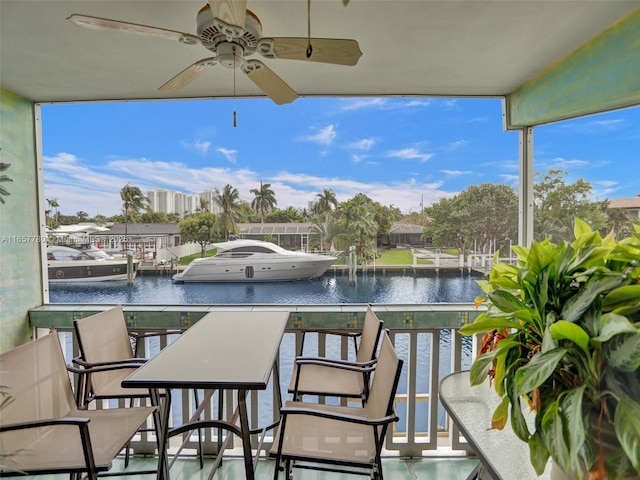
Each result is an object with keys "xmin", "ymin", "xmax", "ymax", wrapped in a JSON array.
[
  {"xmin": 123, "ymin": 310, "xmax": 290, "ymax": 480},
  {"xmin": 440, "ymin": 371, "xmax": 552, "ymax": 480}
]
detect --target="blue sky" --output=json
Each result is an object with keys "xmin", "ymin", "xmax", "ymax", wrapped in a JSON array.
[{"xmin": 41, "ymin": 97, "xmax": 639, "ymax": 218}]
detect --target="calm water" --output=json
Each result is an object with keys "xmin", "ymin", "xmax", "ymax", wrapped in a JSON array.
[{"xmin": 49, "ymin": 271, "xmax": 484, "ymax": 304}]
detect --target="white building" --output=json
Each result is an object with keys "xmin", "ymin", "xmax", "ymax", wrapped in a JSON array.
[{"xmin": 147, "ymin": 189, "xmax": 201, "ymax": 218}]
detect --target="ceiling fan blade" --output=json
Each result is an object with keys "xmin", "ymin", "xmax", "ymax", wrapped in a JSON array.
[
  {"xmin": 159, "ymin": 58, "xmax": 216, "ymax": 91},
  {"xmin": 208, "ymin": 0, "xmax": 247, "ymax": 29},
  {"xmin": 67, "ymin": 14, "xmax": 201, "ymax": 45},
  {"xmin": 258, "ymin": 37, "xmax": 362, "ymax": 66},
  {"xmin": 242, "ymin": 60, "xmax": 298, "ymax": 105}
]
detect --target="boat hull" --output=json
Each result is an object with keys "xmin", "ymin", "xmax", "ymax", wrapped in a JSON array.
[
  {"xmin": 48, "ymin": 261, "xmax": 138, "ymax": 282},
  {"xmin": 172, "ymin": 256, "xmax": 335, "ymax": 283}
]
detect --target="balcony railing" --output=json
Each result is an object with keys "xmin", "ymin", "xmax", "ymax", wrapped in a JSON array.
[{"xmin": 29, "ymin": 304, "xmax": 481, "ymax": 458}]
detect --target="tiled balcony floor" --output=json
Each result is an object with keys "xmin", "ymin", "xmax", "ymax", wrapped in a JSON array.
[{"xmin": 20, "ymin": 455, "xmax": 479, "ymax": 479}]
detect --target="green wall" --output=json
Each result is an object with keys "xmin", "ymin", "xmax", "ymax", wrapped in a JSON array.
[
  {"xmin": 0, "ymin": 88, "xmax": 43, "ymax": 352},
  {"xmin": 506, "ymin": 7, "xmax": 640, "ymax": 128}
]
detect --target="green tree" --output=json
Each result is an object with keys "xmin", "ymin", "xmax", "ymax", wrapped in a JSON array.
[
  {"xmin": 250, "ymin": 181, "xmax": 277, "ymax": 223},
  {"xmin": 534, "ymin": 169, "xmax": 606, "ymax": 242},
  {"xmin": 341, "ymin": 194, "xmax": 378, "ymax": 258},
  {"xmin": 213, "ymin": 184, "xmax": 242, "ymax": 240},
  {"xmin": 314, "ymin": 188, "xmax": 338, "ymax": 215},
  {"xmin": 140, "ymin": 211, "xmax": 168, "ymax": 223},
  {"xmin": 179, "ymin": 212, "xmax": 219, "ymax": 257},
  {"xmin": 196, "ymin": 197, "xmax": 210, "ymax": 213},
  {"xmin": 309, "ymin": 213, "xmax": 345, "ymax": 251},
  {"xmin": 605, "ymin": 204, "xmax": 636, "ymax": 238},
  {"xmin": 46, "ymin": 198, "xmax": 60, "ymax": 228},
  {"xmin": 266, "ymin": 207, "xmax": 304, "ymax": 223},
  {"xmin": 76, "ymin": 210, "xmax": 89, "ymax": 222},
  {"xmin": 424, "ymin": 183, "xmax": 518, "ymax": 254},
  {"xmin": 120, "ymin": 183, "xmax": 150, "ymax": 248}
]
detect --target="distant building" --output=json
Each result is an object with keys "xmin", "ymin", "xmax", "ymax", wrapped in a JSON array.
[
  {"xmin": 147, "ymin": 189, "xmax": 200, "ymax": 218},
  {"xmin": 608, "ymin": 194, "xmax": 640, "ymax": 220},
  {"xmin": 379, "ymin": 223, "xmax": 429, "ymax": 248}
]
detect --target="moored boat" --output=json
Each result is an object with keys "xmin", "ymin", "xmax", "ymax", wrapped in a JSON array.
[
  {"xmin": 47, "ymin": 244, "xmax": 138, "ymax": 282},
  {"xmin": 172, "ymin": 239, "xmax": 337, "ymax": 283}
]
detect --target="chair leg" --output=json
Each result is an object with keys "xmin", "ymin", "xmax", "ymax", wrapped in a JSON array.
[{"xmin": 193, "ymin": 389, "xmax": 204, "ymax": 469}]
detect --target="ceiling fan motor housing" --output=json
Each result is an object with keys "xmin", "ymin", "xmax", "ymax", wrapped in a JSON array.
[{"xmin": 196, "ymin": 5, "xmax": 262, "ymax": 64}]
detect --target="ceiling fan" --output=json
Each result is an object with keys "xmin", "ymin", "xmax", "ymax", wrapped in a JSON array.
[{"xmin": 67, "ymin": 0, "xmax": 362, "ymax": 105}]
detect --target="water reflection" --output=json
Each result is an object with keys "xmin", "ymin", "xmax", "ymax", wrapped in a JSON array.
[{"xmin": 49, "ymin": 271, "xmax": 483, "ymax": 304}]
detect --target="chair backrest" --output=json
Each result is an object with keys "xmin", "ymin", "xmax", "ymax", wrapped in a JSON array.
[
  {"xmin": 74, "ymin": 306, "xmax": 133, "ymax": 363},
  {"xmin": 0, "ymin": 332, "xmax": 76, "ymax": 427},
  {"xmin": 364, "ymin": 331, "xmax": 403, "ymax": 423},
  {"xmin": 355, "ymin": 306, "xmax": 383, "ymax": 363},
  {"xmin": 74, "ymin": 306, "xmax": 134, "ymax": 394}
]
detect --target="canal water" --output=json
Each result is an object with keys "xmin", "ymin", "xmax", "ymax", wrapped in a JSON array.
[{"xmin": 48, "ymin": 271, "xmax": 484, "ymax": 304}]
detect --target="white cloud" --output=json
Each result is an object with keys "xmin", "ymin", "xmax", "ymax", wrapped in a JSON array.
[
  {"xmin": 348, "ymin": 138, "xmax": 376, "ymax": 151},
  {"xmin": 387, "ymin": 148, "xmax": 433, "ymax": 163},
  {"xmin": 440, "ymin": 169, "xmax": 472, "ymax": 176},
  {"xmin": 444, "ymin": 139, "xmax": 468, "ymax": 151},
  {"xmin": 340, "ymin": 98, "xmax": 387, "ymax": 111},
  {"xmin": 543, "ymin": 157, "xmax": 589, "ymax": 169},
  {"xmin": 217, "ymin": 147, "xmax": 237, "ymax": 164},
  {"xmin": 302, "ymin": 125, "xmax": 337, "ymax": 145},
  {"xmin": 352, "ymin": 154, "xmax": 367, "ymax": 164},
  {"xmin": 194, "ymin": 140, "xmax": 211, "ymax": 154}
]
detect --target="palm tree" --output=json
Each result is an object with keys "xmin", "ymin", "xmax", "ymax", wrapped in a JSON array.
[
  {"xmin": 315, "ymin": 188, "xmax": 338, "ymax": 215},
  {"xmin": 309, "ymin": 213, "xmax": 344, "ymax": 252},
  {"xmin": 250, "ymin": 181, "xmax": 277, "ymax": 223},
  {"xmin": 120, "ymin": 183, "xmax": 150, "ymax": 250},
  {"xmin": 197, "ymin": 197, "xmax": 210, "ymax": 213},
  {"xmin": 343, "ymin": 199, "xmax": 377, "ymax": 258},
  {"xmin": 46, "ymin": 198, "xmax": 60, "ymax": 227},
  {"xmin": 213, "ymin": 184, "xmax": 242, "ymax": 240}
]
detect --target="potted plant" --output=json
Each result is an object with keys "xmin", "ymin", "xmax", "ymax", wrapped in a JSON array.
[{"xmin": 459, "ymin": 219, "xmax": 640, "ymax": 480}]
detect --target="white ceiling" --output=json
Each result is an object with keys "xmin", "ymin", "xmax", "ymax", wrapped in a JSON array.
[{"xmin": 1, "ymin": 0, "xmax": 639, "ymax": 104}]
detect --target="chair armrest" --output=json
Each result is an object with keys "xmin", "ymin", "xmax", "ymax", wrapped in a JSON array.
[
  {"xmin": 71, "ymin": 358, "xmax": 145, "ymax": 373},
  {"xmin": 0, "ymin": 416, "xmax": 90, "ymax": 433},
  {"xmin": 280, "ymin": 406, "xmax": 398, "ymax": 426},
  {"xmin": 301, "ymin": 329, "xmax": 361, "ymax": 339},
  {"xmin": 73, "ymin": 356, "xmax": 147, "ymax": 368},
  {"xmin": 295, "ymin": 356, "xmax": 377, "ymax": 372}
]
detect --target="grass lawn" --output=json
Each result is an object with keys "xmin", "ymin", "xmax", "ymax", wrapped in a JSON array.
[
  {"xmin": 179, "ymin": 247, "xmax": 459, "ymax": 266},
  {"xmin": 373, "ymin": 249, "xmax": 432, "ymax": 265}
]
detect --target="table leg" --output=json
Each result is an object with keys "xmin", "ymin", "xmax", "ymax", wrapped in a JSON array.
[
  {"xmin": 152, "ymin": 388, "xmax": 171, "ymax": 480},
  {"xmin": 238, "ymin": 389, "xmax": 255, "ymax": 480}
]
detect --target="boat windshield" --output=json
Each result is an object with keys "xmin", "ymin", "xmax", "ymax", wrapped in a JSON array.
[{"xmin": 215, "ymin": 245, "xmax": 283, "ymax": 258}]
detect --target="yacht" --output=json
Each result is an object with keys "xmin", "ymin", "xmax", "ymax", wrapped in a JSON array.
[
  {"xmin": 47, "ymin": 244, "xmax": 138, "ymax": 282},
  {"xmin": 172, "ymin": 239, "xmax": 337, "ymax": 283}
]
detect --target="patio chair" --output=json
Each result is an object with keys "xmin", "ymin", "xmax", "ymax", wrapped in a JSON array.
[
  {"xmin": 288, "ymin": 305, "xmax": 383, "ymax": 404},
  {"xmin": 0, "ymin": 332, "xmax": 156, "ymax": 479},
  {"xmin": 271, "ymin": 331, "xmax": 403, "ymax": 480},
  {"xmin": 72, "ymin": 306, "xmax": 203, "ymax": 467}
]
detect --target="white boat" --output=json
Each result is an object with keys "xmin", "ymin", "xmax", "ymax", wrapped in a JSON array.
[
  {"xmin": 172, "ymin": 239, "xmax": 337, "ymax": 283},
  {"xmin": 47, "ymin": 244, "xmax": 138, "ymax": 282}
]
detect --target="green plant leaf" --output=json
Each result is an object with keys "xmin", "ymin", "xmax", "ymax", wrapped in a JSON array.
[
  {"xmin": 487, "ymin": 290, "xmax": 529, "ymax": 315},
  {"xmin": 607, "ymin": 333, "xmax": 640, "ymax": 372},
  {"xmin": 459, "ymin": 316, "xmax": 524, "ymax": 335},
  {"xmin": 561, "ymin": 385, "xmax": 586, "ymax": 473},
  {"xmin": 515, "ymin": 348, "xmax": 568, "ymax": 395},
  {"xmin": 602, "ymin": 285, "xmax": 640, "ymax": 312},
  {"xmin": 527, "ymin": 240, "xmax": 559, "ymax": 277},
  {"xmin": 528, "ymin": 430, "xmax": 550, "ymax": 476},
  {"xmin": 560, "ymin": 273, "xmax": 627, "ymax": 324},
  {"xmin": 549, "ymin": 320, "xmax": 590, "ymax": 353},
  {"xmin": 593, "ymin": 313, "xmax": 639, "ymax": 344},
  {"xmin": 573, "ymin": 217, "xmax": 593, "ymax": 241},
  {"xmin": 492, "ymin": 395, "xmax": 509, "ymax": 430},
  {"xmin": 614, "ymin": 397, "xmax": 640, "ymax": 472},
  {"xmin": 509, "ymin": 394, "xmax": 531, "ymax": 442},
  {"xmin": 469, "ymin": 351, "xmax": 497, "ymax": 385},
  {"xmin": 542, "ymin": 401, "xmax": 571, "ymax": 473}
]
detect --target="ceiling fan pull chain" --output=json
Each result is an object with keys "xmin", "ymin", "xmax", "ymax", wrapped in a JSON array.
[
  {"xmin": 233, "ymin": 46, "xmax": 237, "ymax": 127},
  {"xmin": 306, "ymin": 0, "xmax": 312, "ymax": 58}
]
